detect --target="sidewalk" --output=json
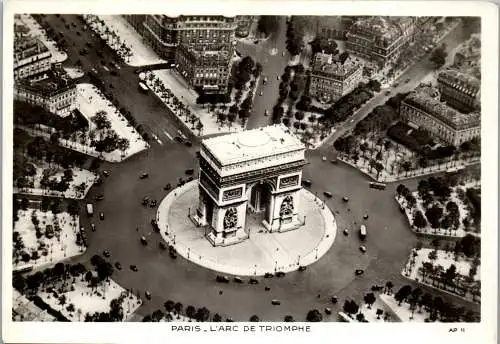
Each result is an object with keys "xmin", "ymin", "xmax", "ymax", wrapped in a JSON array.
[{"xmin": 156, "ymin": 180, "xmax": 337, "ymax": 276}]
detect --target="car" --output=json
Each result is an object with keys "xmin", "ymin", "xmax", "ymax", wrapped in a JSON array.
[
  {"xmin": 102, "ymin": 170, "xmax": 110, "ymax": 177},
  {"xmin": 271, "ymin": 299, "xmax": 281, "ymax": 305},
  {"xmin": 264, "ymin": 109, "xmax": 269, "ymax": 116},
  {"xmin": 322, "ymin": 156, "xmax": 327, "ymax": 161},
  {"xmin": 142, "ymin": 196, "xmax": 150, "ymax": 206},
  {"xmin": 405, "ymin": 78, "xmax": 411, "ymax": 83},
  {"xmin": 111, "ymin": 69, "xmax": 118, "ymax": 76},
  {"xmin": 103, "ymin": 250, "xmax": 110, "ymax": 258},
  {"xmin": 216, "ymin": 275, "xmax": 230, "ymax": 283},
  {"xmin": 184, "ymin": 140, "xmax": 193, "ymax": 147},
  {"xmin": 360, "ymin": 245, "xmax": 367, "ymax": 253},
  {"xmin": 265, "ymin": 286, "xmax": 271, "ymax": 291},
  {"xmin": 249, "ymin": 278, "xmax": 259, "ymax": 284},
  {"xmin": 355, "ymin": 269, "xmax": 364, "ymax": 275},
  {"xmin": 76, "ymin": 31, "xmax": 81, "ymax": 36},
  {"xmin": 140, "ymin": 236, "xmax": 148, "ymax": 245},
  {"xmin": 331, "ymin": 296, "xmax": 338, "ymax": 304},
  {"xmin": 169, "ymin": 251, "xmax": 178, "ymax": 259},
  {"xmin": 109, "ymin": 83, "xmax": 114, "ymax": 88},
  {"xmin": 298, "ymin": 266, "xmax": 307, "ymax": 272},
  {"xmin": 325, "ymin": 308, "xmax": 332, "ymax": 315},
  {"xmin": 86, "ymin": 42, "xmax": 93, "ymax": 48},
  {"xmin": 393, "ymin": 82, "xmax": 399, "ymax": 87},
  {"xmin": 140, "ymin": 172, "xmax": 149, "ymax": 179},
  {"xmin": 159, "ymin": 242, "xmax": 167, "ymax": 250},
  {"xmin": 342, "ymin": 196, "xmax": 349, "ymax": 202},
  {"xmin": 151, "ymin": 219, "xmax": 159, "ymax": 231},
  {"xmin": 91, "ymin": 224, "xmax": 96, "ymax": 232},
  {"xmin": 263, "ymin": 76, "xmax": 268, "ymax": 84},
  {"xmin": 399, "ymin": 206, "xmax": 405, "ymax": 213},
  {"xmin": 277, "ymin": 75, "xmax": 280, "ymax": 80},
  {"xmin": 99, "ymin": 212, "xmax": 105, "ymax": 220},
  {"xmin": 185, "ymin": 168, "xmax": 194, "ymax": 175},
  {"xmin": 95, "ymin": 194, "xmax": 104, "ymax": 201},
  {"xmin": 264, "ymin": 272, "xmax": 274, "ymax": 278},
  {"xmin": 385, "ymin": 90, "xmax": 391, "ymax": 96},
  {"xmin": 282, "ymin": 51, "xmax": 285, "ymax": 57},
  {"xmin": 145, "ymin": 291, "xmax": 152, "ymax": 300},
  {"xmin": 343, "ymin": 228, "xmax": 349, "ymax": 236},
  {"xmin": 79, "ymin": 49, "xmax": 88, "ymax": 56},
  {"xmin": 130, "ymin": 265, "xmax": 138, "ymax": 272},
  {"xmin": 275, "ymin": 271, "xmax": 286, "ymax": 277},
  {"xmin": 65, "ymin": 23, "xmax": 70, "ymax": 29},
  {"xmin": 111, "ymin": 62, "xmax": 120, "ymax": 70},
  {"xmin": 115, "ymin": 262, "xmax": 122, "ymax": 270},
  {"xmin": 259, "ymin": 91, "xmax": 263, "ymax": 96},
  {"xmin": 150, "ymin": 200, "xmax": 157, "ymax": 208},
  {"xmin": 174, "ymin": 136, "xmax": 184, "ymax": 144},
  {"xmin": 323, "ymin": 191, "xmax": 332, "ymax": 198},
  {"xmin": 233, "ymin": 277, "xmax": 243, "ymax": 283},
  {"xmin": 302, "ymin": 179, "xmax": 312, "ymax": 187},
  {"xmin": 363, "ymin": 214, "xmax": 369, "ymax": 220},
  {"xmin": 163, "ymin": 183, "xmax": 172, "ymax": 191}
]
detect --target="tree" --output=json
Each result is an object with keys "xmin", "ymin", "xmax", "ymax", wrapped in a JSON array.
[
  {"xmin": 174, "ymin": 302, "xmax": 183, "ymax": 317},
  {"xmin": 249, "ymin": 315, "xmax": 260, "ymax": 322},
  {"xmin": 430, "ymin": 47, "xmax": 447, "ymax": 67},
  {"xmin": 376, "ymin": 308, "xmax": 384, "ymax": 320},
  {"xmin": 90, "ymin": 254, "xmax": 105, "ymax": 267},
  {"xmin": 212, "ymin": 313, "xmax": 222, "ymax": 322},
  {"xmin": 97, "ymin": 261, "xmax": 114, "ymax": 282},
  {"xmin": 425, "ymin": 205, "xmax": 443, "ymax": 231},
  {"xmin": 257, "ymin": 16, "xmax": 279, "ymax": 37},
  {"xmin": 363, "ymin": 293, "xmax": 376, "ymax": 309},
  {"xmin": 294, "ymin": 111, "xmax": 305, "ymax": 122},
  {"xmin": 394, "ymin": 285, "xmax": 412, "ymax": 305},
  {"xmin": 385, "ymin": 281, "xmax": 394, "ymax": 294},
  {"xmin": 195, "ymin": 307, "xmax": 210, "ymax": 322},
  {"xmin": 92, "ymin": 111, "xmax": 111, "ymax": 130},
  {"xmin": 185, "ymin": 305, "xmax": 196, "ymax": 320},
  {"xmin": 284, "ymin": 315, "xmax": 294, "ymax": 322},
  {"xmin": 413, "ymin": 210, "xmax": 427, "ymax": 231},
  {"xmin": 164, "ymin": 300, "xmax": 175, "ymax": 314},
  {"xmin": 457, "ymin": 234, "xmax": 481, "ymax": 258},
  {"xmin": 356, "ymin": 313, "xmax": 365, "ymax": 322},
  {"xmin": 306, "ymin": 309, "xmax": 323, "ymax": 322},
  {"xmin": 428, "ymin": 249, "xmax": 438, "ymax": 263},
  {"xmin": 343, "ymin": 300, "xmax": 359, "ymax": 316},
  {"xmin": 150, "ymin": 309, "xmax": 164, "ymax": 322}
]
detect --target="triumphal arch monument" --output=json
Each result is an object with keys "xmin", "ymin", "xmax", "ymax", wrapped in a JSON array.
[{"xmin": 192, "ymin": 125, "xmax": 307, "ymax": 246}]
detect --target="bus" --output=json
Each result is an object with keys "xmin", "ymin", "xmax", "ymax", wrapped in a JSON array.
[
  {"xmin": 369, "ymin": 182, "xmax": 386, "ymax": 190},
  {"xmin": 86, "ymin": 203, "xmax": 93, "ymax": 216},
  {"xmin": 138, "ymin": 82, "xmax": 148, "ymax": 93},
  {"xmin": 359, "ymin": 225, "xmax": 367, "ymax": 240}
]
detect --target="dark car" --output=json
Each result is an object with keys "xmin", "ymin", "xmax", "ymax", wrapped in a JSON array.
[
  {"xmin": 86, "ymin": 42, "xmax": 93, "ymax": 48},
  {"xmin": 184, "ymin": 140, "xmax": 192, "ymax": 147},
  {"xmin": 275, "ymin": 271, "xmax": 286, "ymax": 277},
  {"xmin": 111, "ymin": 69, "xmax": 118, "ymax": 76},
  {"xmin": 140, "ymin": 236, "xmax": 148, "ymax": 245},
  {"xmin": 151, "ymin": 219, "xmax": 159, "ymax": 231},
  {"xmin": 96, "ymin": 51, "xmax": 103, "ymax": 58},
  {"xmin": 115, "ymin": 262, "xmax": 122, "ymax": 270},
  {"xmin": 159, "ymin": 242, "xmax": 167, "ymax": 250},
  {"xmin": 142, "ymin": 197, "xmax": 150, "ymax": 206},
  {"xmin": 185, "ymin": 168, "xmax": 194, "ymax": 175},
  {"xmin": 102, "ymin": 170, "xmax": 110, "ymax": 177},
  {"xmin": 163, "ymin": 183, "xmax": 172, "ymax": 191},
  {"xmin": 342, "ymin": 196, "xmax": 349, "ymax": 202},
  {"xmin": 95, "ymin": 194, "xmax": 104, "ymax": 201},
  {"xmin": 174, "ymin": 136, "xmax": 184, "ymax": 144},
  {"xmin": 249, "ymin": 278, "xmax": 259, "ymax": 284},
  {"xmin": 343, "ymin": 228, "xmax": 349, "ymax": 236},
  {"xmin": 91, "ymin": 224, "xmax": 96, "ymax": 232},
  {"xmin": 99, "ymin": 212, "xmax": 105, "ymax": 220},
  {"xmin": 363, "ymin": 214, "xmax": 369, "ymax": 220},
  {"xmin": 298, "ymin": 266, "xmax": 307, "ymax": 272},
  {"xmin": 169, "ymin": 251, "xmax": 177, "ymax": 259},
  {"xmin": 145, "ymin": 291, "xmax": 152, "ymax": 300},
  {"xmin": 355, "ymin": 269, "xmax": 364, "ymax": 276},
  {"xmin": 271, "ymin": 300, "xmax": 281, "ymax": 305},
  {"xmin": 331, "ymin": 296, "xmax": 338, "ymax": 304},
  {"xmin": 216, "ymin": 275, "xmax": 230, "ymax": 283},
  {"xmin": 323, "ymin": 191, "xmax": 333, "ymax": 198},
  {"xmin": 103, "ymin": 250, "xmax": 110, "ymax": 258},
  {"xmin": 130, "ymin": 265, "xmax": 138, "ymax": 272},
  {"xmin": 140, "ymin": 172, "xmax": 149, "ymax": 179},
  {"xmin": 233, "ymin": 277, "xmax": 243, "ymax": 283},
  {"xmin": 264, "ymin": 272, "xmax": 273, "ymax": 278}
]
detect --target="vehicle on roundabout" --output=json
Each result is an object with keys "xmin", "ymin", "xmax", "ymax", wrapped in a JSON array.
[
  {"xmin": 298, "ymin": 266, "xmax": 307, "ymax": 272},
  {"xmin": 216, "ymin": 275, "xmax": 230, "ymax": 283},
  {"xmin": 323, "ymin": 191, "xmax": 332, "ymax": 198},
  {"xmin": 91, "ymin": 224, "xmax": 96, "ymax": 232},
  {"xmin": 95, "ymin": 194, "xmax": 104, "ymax": 201},
  {"xmin": 142, "ymin": 197, "xmax": 150, "ymax": 206},
  {"xmin": 130, "ymin": 265, "xmax": 138, "ymax": 272},
  {"xmin": 149, "ymin": 200, "xmax": 157, "ymax": 208},
  {"xmin": 259, "ymin": 91, "xmax": 263, "ymax": 96},
  {"xmin": 99, "ymin": 212, "xmax": 105, "ymax": 220},
  {"xmin": 140, "ymin": 172, "xmax": 149, "ymax": 179},
  {"xmin": 103, "ymin": 250, "xmax": 110, "ymax": 258},
  {"xmin": 322, "ymin": 156, "xmax": 327, "ymax": 161},
  {"xmin": 342, "ymin": 196, "xmax": 349, "ymax": 202},
  {"xmin": 331, "ymin": 296, "xmax": 338, "ymax": 304},
  {"xmin": 159, "ymin": 242, "xmax": 167, "ymax": 250},
  {"xmin": 355, "ymin": 269, "xmax": 364, "ymax": 276},
  {"xmin": 140, "ymin": 236, "xmax": 148, "ymax": 245},
  {"xmin": 271, "ymin": 299, "xmax": 281, "ymax": 305},
  {"xmin": 325, "ymin": 308, "xmax": 332, "ymax": 315},
  {"xmin": 151, "ymin": 219, "xmax": 159, "ymax": 232},
  {"xmin": 264, "ymin": 272, "xmax": 274, "ymax": 278},
  {"xmin": 115, "ymin": 262, "xmax": 122, "ymax": 270},
  {"xmin": 234, "ymin": 277, "xmax": 243, "ymax": 283},
  {"xmin": 363, "ymin": 213, "xmax": 369, "ymax": 220},
  {"xmin": 359, "ymin": 245, "xmax": 367, "ymax": 253},
  {"xmin": 145, "ymin": 291, "xmax": 152, "ymax": 300},
  {"xmin": 343, "ymin": 228, "xmax": 349, "ymax": 236},
  {"xmin": 163, "ymin": 183, "xmax": 172, "ymax": 191}
]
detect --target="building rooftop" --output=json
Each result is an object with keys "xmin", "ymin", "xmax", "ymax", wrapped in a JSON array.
[
  {"xmin": 404, "ymin": 85, "xmax": 480, "ymax": 129},
  {"xmin": 350, "ymin": 16, "xmax": 404, "ymax": 45},
  {"xmin": 455, "ymin": 33, "xmax": 481, "ymax": 60},
  {"xmin": 438, "ymin": 69, "xmax": 480, "ymax": 95},
  {"xmin": 202, "ymin": 124, "xmax": 305, "ymax": 166},
  {"xmin": 312, "ymin": 53, "xmax": 362, "ymax": 78},
  {"xmin": 14, "ymin": 35, "xmax": 50, "ymax": 60},
  {"xmin": 16, "ymin": 66, "xmax": 75, "ymax": 95}
]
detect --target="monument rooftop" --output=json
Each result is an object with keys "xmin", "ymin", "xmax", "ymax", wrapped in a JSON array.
[{"xmin": 202, "ymin": 125, "xmax": 305, "ymax": 166}]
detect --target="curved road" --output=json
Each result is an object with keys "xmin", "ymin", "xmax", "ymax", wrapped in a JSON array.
[{"xmin": 45, "ymin": 15, "xmax": 479, "ymax": 321}]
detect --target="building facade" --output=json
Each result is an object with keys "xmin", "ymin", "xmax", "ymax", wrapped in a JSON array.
[
  {"xmin": 235, "ymin": 15, "xmax": 255, "ymax": 38},
  {"xmin": 437, "ymin": 69, "xmax": 480, "ymax": 113},
  {"xmin": 14, "ymin": 65, "xmax": 77, "ymax": 117},
  {"xmin": 400, "ymin": 85, "xmax": 480, "ymax": 146},
  {"xmin": 345, "ymin": 16, "xmax": 432, "ymax": 69},
  {"xmin": 309, "ymin": 53, "xmax": 363, "ymax": 102},
  {"xmin": 193, "ymin": 125, "xmax": 307, "ymax": 246},
  {"xmin": 454, "ymin": 33, "xmax": 481, "ymax": 68},
  {"xmin": 123, "ymin": 15, "xmax": 236, "ymax": 93},
  {"xmin": 14, "ymin": 35, "xmax": 52, "ymax": 81},
  {"xmin": 176, "ymin": 45, "xmax": 232, "ymax": 94}
]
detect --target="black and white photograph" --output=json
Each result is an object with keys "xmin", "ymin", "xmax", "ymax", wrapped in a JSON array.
[{"xmin": 2, "ymin": 1, "xmax": 498, "ymax": 343}]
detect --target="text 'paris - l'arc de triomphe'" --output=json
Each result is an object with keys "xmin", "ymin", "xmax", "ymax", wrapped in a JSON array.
[{"xmin": 191, "ymin": 124, "xmax": 308, "ymax": 246}]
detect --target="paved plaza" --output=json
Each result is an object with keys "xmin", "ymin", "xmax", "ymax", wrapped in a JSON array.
[{"xmin": 157, "ymin": 180, "xmax": 337, "ymax": 276}]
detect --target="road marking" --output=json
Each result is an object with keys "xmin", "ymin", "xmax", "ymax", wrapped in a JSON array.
[
  {"xmin": 152, "ymin": 134, "xmax": 162, "ymax": 145},
  {"xmin": 162, "ymin": 130, "xmax": 173, "ymax": 141},
  {"xmin": 177, "ymin": 130, "xmax": 187, "ymax": 139}
]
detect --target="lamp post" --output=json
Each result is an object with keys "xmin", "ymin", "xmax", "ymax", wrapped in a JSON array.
[
  {"xmin": 315, "ymin": 248, "xmax": 318, "ymax": 259},
  {"xmin": 297, "ymin": 255, "xmax": 301, "ymax": 266},
  {"xmin": 187, "ymin": 248, "xmax": 190, "ymax": 259},
  {"xmin": 275, "ymin": 260, "xmax": 277, "ymax": 272},
  {"xmin": 254, "ymin": 265, "xmax": 257, "ymax": 276},
  {"xmin": 173, "ymin": 235, "xmax": 176, "ymax": 245}
]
